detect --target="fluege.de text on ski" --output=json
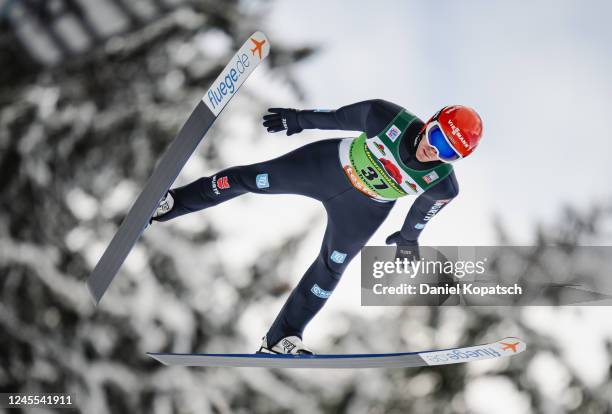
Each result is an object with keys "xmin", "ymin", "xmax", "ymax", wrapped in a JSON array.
[{"xmin": 206, "ymin": 51, "xmax": 250, "ymax": 112}]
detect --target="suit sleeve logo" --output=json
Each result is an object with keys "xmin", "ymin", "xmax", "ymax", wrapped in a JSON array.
[
  {"xmin": 330, "ymin": 250, "xmax": 347, "ymax": 264},
  {"xmin": 256, "ymin": 173, "xmax": 270, "ymax": 189},
  {"xmin": 311, "ymin": 284, "xmax": 333, "ymax": 299},
  {"xmin": 217, "ymin": 176, "xmax": 230, "ymax": 190}
]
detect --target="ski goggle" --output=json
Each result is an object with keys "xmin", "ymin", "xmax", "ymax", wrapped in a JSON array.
[{"xmin": 425, "ymin": 121, "xmax": 461, "ymax": 162}]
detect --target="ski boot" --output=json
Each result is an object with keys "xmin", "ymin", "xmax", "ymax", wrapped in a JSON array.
[
  {"xmin": 257, "ymin": 336, "xmax": 314, "ymax": 355},
  {"xmin": 150, "ymin": 191, "xmax": 175, "ymax": 222}
]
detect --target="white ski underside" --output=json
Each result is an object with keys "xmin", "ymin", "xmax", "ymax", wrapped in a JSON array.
[{"xmin": 147, "ymin": 337, "xmax": 526, "ymax": 368}]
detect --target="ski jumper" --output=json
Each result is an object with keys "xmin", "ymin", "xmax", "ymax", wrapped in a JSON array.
[{"xmin": 154, "ymin": 99, "xmax": 460, "ymax": 346}]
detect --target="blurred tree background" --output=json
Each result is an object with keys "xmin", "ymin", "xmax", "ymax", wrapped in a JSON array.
[{"xmin": 0, "ymin": 1, "xmax": 611, "ymax": 413}]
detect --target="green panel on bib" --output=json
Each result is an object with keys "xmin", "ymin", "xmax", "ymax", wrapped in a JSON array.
[
  {"xmin": 349, "ymin": 135, "xmax": 407, "ymax": 199},
  {"xmin": 346, "ymin": 110, "xmax": 453, "ymax": 200}
]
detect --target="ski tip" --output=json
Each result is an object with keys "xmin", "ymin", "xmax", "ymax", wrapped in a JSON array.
[
  {"xmin": 250, "ymin": 30, "xmax": 269, "ymax": 42},
  {"xmin": 496, "ymin": 337, "xmax": 527, "ymax": 354},
  {"xmin": 417, "ymin": 337, "xmax": 527, "ymax": 366},
  {"xmin": 86, "ymin": 277, "xmax": 102, "ymax": 306},
  {"xmin": 247, "ymin": 31, "xmax": 271, "ymax": 60}
]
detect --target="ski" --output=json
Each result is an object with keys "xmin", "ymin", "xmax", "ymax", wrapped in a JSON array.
[
  {"xmin": 87, "ymin": 31, "xmax": 271, "ymax": 304},
  {"xmin": 147, "ymin": 337, "xmax": 526, "ymax": 368}
]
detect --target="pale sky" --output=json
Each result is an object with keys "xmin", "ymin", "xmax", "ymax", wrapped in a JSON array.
[{"xmin": 264, "ymin": 0, "xmax": 612, "ymax": 246}]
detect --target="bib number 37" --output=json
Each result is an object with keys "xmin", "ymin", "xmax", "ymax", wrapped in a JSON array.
[{"xmin": 360, "ymin": 167, "xmax": 389, "ymax": 190}]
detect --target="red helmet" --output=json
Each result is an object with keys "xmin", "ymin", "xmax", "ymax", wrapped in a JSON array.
[{"xmin": 425, "ymin": 105, "xmax": 483, "ymax": 161}]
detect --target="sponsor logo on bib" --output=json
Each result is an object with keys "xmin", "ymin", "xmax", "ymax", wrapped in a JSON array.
[
  {"xmin": 379, "ymin": 158, "xmax": 402, "ymax": 184},
  {"xmin": 404, "ymin": 180, "xmax": 418, "ymax": 192},
  {"xmin": 342, "ymin": 166, "xmax": 379, "ymax": 199},
  {"xmin": 374, "ymin": 142, "xmax": 386, "ymax": 155},
  {"xmin": 423, "ymin": 171, "xmax": 439, "ymax": 184},
  {"xmin": 386, "ymin": 125, "xmax": 401, "ymax": 142}
]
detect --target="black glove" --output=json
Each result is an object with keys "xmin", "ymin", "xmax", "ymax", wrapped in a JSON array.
[
  {"xmin": 262, "ymin": 108, "xmax": 303, "ymax": 136},
  {"xmin": 385, "ymin": 231, "xmax": 420, "ymax": 262}
]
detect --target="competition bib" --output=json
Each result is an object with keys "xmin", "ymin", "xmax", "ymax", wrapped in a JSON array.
[{"xmin": 338, "ymin": 110, "xmax": 453, "ymax": 201}]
